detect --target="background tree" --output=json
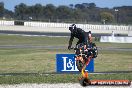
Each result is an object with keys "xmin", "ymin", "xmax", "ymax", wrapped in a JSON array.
[
  {"xmin": 56, "ymin": 5, "xmax": 72, "ymax": 22},
  {"xmin": 3, "ymin": 9, "xmax": 14, "ymax": 19},
  {"xmin": 44, "ymin": 4, "xmax": 56, "ymax": 21},
  {"xmin": 0, "ymin": 2, "xmax": 4, "ymax": 17},
  {"xmin": 75, "ymin": 4, "xmax": 85, "ymax": 9},
  {"xmin": 73, "ymin": 9, "xmax": 83, "ymax": 22},
  {"xmin": 100, "ymin": 12, "xmax": 114, "ymax": 24},
  {"xmin": 114, "ymin": 6, "xmax": 132, "ymax": 24},
  {"xmin": 1, "ymin": 2, "xmax": 131, "ymax": 24},
  {"xmin": 33, "ymin": 4, "xmax": 43, "ymax": 20},
  {"xmin": 89, "ymin": 3, "xmax": 96, "ymax": 8},
  {"xmin": 69, "ymin": 4, "xmax": 74, "ymax": 9},
  {"xmin": 14, "ymin": 3, "xmax": 28, "ymax": 20}
]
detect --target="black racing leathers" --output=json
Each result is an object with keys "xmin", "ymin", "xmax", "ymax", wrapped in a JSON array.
[{"xmin": 68, "ymin": 28, "xmax": 88, "ymax": 48}]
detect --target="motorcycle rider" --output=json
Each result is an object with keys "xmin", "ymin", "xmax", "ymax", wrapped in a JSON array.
[
  {"xmin": 68, "ymin": 24, "xmax": 94, "ymax": 80},
  {"xmin": 68, "ymin": 24, "xmax": 92, "ymax": 50}
]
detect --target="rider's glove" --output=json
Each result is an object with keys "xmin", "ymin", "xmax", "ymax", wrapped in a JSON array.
[{"xmin": 68, "ymin": 46, "xmax": 71, "ymax": 50}]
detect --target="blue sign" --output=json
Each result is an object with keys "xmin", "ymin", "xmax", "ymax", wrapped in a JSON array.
[{"xmin": 56, "ymin": 54, "xmax": 94, "ymax": 73}]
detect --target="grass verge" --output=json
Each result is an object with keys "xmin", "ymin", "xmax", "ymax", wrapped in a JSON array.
[{"xmin": 0, "ymin": 73, "xmax": 132, "ymax": 84}]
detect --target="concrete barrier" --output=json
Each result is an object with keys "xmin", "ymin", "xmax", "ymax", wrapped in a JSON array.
[
  {"xmin": 0, "ymin": 20, "xmax": 14, "ymax": 26},
  {"xmin": 0, "ymin": 20, "xmax": 132, "ymax": 34},
  {"xmin": 100, "ymin": 36, "xmax": 132, "ymax": 43}
]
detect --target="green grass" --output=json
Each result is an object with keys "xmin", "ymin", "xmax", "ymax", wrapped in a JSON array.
[
  {"xmin": 0, "ymin": 34, "xmax": 132, "ymax": 84},
  {"xmin": 0, "ymin": 34, "xmax": 132, "ymax": 48},
  {"xmin": 0, "ymin": 34, "xmax": 69, "ymax": 46},
  {"xmin": 0, "ymin": 48, "xmax": 67, "ymax": 73},
  {"xmin": 95, "ymin": 42, "xmax": 132, "ymax": 48},
  {"xmin": 0, "ymin": 73, "xmax": 132, "ymax": 84},
  {"xmin": 95, "ymin": 50, "xmax": 132, "ymax": 72},
  {"xmin": 0, "ymin": 48, "xmax": 132, "ymax": 73}
]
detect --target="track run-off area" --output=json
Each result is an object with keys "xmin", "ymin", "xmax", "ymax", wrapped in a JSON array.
[{"xmin": 0, "ymin": 83, "xmax": 131, "ymax": 88}]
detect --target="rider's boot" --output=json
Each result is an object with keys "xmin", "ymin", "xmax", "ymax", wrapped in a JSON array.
[{"xmin": 80, "ymin": 68, "xmax": 91, "ymax": 84}]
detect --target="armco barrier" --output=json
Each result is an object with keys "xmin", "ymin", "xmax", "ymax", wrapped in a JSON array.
[{"xmin": 56, "ymin": 54, "xmax": 94, "ymax": 73}]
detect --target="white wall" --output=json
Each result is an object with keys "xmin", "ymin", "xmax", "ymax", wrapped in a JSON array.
[
  {"xmin": 128, "ymin": 30, "xmax": 132, "ymax": 36},
  {"xmin": 24, "ymin": 22, "xmax": 132, "ymax": 34},
  {"xmin": 0, "ymin": 20, "xmax": 14, "ymax": 26},
  {"xmin": 0, "ymin": 20, "xmax": 132, "ymax": 34},
  {"xmin": 100, "ymin": 36, "xmax": 132, "ymax": 43}
]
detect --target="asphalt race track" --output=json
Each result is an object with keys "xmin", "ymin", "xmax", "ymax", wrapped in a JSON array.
[
  {"xmin": 0, "ymin": 70, "xmax": 132, "ymax": 77},
  {"xmin": 0, "ymin": 45, "xmax": 132, "ymax": 52},
  {"xmin": 0, "ymin": 30, "xmax": 127, "ymax": 37}
]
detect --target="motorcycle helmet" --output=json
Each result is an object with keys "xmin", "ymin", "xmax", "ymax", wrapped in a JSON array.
[{"xmin": 69, "ymin": 24, "xmax": 76, "ymax": 33}]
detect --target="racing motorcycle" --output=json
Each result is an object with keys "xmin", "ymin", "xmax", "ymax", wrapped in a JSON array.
[
  {"xmin": 72, "ymin": 42, "xmax": 98, "ymax": 86},
  {"xmin": 75, "ymin": 43, "xmax": 98, "ymax": 72}
]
